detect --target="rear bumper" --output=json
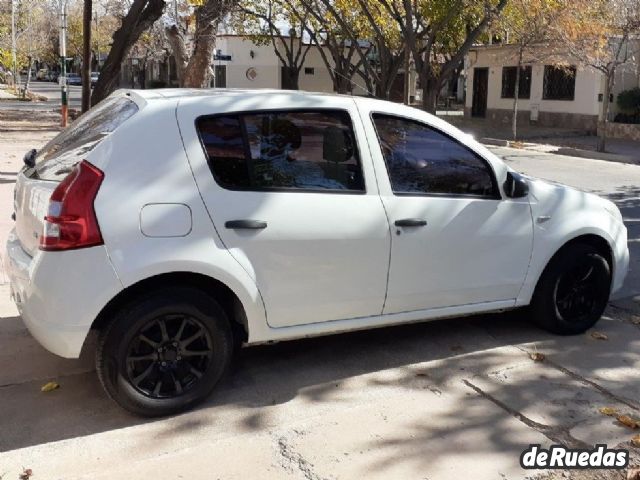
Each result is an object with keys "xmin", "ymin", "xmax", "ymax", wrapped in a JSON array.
[{"xmin": 5, "ymin": 229, "xmax": 122, "ymax": 358}]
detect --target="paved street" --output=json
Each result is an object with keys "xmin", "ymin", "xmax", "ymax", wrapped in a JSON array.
[
  {"xmin": 0, "ymin": 81, "xmax": 82, "ymax": 111},
  {"xmin": 0, "ymin": 124, "xmax": 639, "ymax": 479}
]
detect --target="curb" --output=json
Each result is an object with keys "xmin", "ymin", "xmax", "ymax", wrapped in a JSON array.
[
  {"xmin": 481, "ymin": 137, "xmax": 638, "ymax": 165},
  {"xmin": 480, "ymin": 137, "xmax": 510, "ymax": 147},
  {"xmin": 554, "ymin": 147, "xmax": 635, "ymax": 164}
]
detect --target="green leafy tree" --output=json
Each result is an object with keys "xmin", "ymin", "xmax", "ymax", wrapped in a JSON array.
[
  {"xmin": 554, "ymin": 0, "xmax": 640, "ymax": 151},
  {"xmin": 497, "ymin": 0, "xmax": 567, "ymax": 139},
  {"xmin": 377, "ymin": 0, "xmax": 509, "ymax": 112}
]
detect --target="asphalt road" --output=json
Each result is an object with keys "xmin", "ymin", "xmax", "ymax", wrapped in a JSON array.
[
  {"xmin": 0, "ymin": 131, "xmax": 639, "ymax": 479},
  {"xmin": 0, "ymin": 80, "xmax": 82, "ymax": 110}
]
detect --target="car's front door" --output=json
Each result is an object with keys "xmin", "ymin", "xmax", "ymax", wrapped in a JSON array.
[
  {"xmin": 360, "ymin": 110, "xmax": 533, "ymax": 314},
  {"xmin": 179, "ymin": 97, "xmax": 391, "ymax": 328}
]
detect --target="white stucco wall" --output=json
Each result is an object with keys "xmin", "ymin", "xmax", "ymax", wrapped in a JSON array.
[
  {"xmin": 465, "ymin": 45, "xmax": 604, "ymax": 118},
  {"xmin": 212, "ymin": 36, "xmax": 370, "ymax": 95}
]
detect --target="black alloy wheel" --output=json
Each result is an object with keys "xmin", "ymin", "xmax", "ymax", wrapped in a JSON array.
[
  {"xmin": 125, "ymin": 314, "xmax": 213, "ymax": 399},
  {"xmin": 531, "ymin": 243, "xmax": 611, "ymax": 335},
  {"xmin": 97, "ymin": 287, "xmax": 233, "ymax": 416}
]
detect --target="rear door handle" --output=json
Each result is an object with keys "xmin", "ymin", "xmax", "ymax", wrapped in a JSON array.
[
  {"xmin": 225, "ymin": 219, "xmax": 268, "ymax": 230},
  {"xmin": 394, "ymin": 218, "xmax": 427, "ymax": 227}
]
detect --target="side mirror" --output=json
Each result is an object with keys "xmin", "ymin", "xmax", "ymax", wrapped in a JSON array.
[{"xmin": 504, "ymin": 171, "xmax": 529, "ymax": 198}]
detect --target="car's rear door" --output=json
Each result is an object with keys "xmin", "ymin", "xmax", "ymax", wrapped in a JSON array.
[{"xmin": 177, "ymin": 94, "xmax": 391, "ymax": 328}]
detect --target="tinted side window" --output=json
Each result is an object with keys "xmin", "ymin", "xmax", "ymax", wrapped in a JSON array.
[
  {"xmin": 196, "ymin": 110, "xmax": 364, "ymax": 192},
  {"xmin": 372, "ymin": 114, "xmax": 497, "ymax": 198}
]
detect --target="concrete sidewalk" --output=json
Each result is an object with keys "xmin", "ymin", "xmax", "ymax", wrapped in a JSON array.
[
  {"xmin": 442, "ymin": 115, "xmax": 640, "ymax": 164},
  {"xmin": 0, "ymin": 86, "xmax": 16, "ymax": 100}
]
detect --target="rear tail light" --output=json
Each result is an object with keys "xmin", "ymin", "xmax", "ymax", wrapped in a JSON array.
[{"xmin": 40, "ymin": 160, "xmax": 104, "ymax": 251}]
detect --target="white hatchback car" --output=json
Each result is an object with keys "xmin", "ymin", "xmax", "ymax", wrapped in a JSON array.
[{"xmin": 6, "ymin": 89, "xmax": 629, "ymax": 416}]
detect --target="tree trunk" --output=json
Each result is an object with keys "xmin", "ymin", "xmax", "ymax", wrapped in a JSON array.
[
  {"xmin": 182, "ymin": 18, "xmax": 217, "ymax": 87},
  {"xmin": 165, "ymin": 25, "xmax": 189, "ymax": 86},
  {"xmin": 421, "ymin": 75, "xmax": 438, "ymax": 113},
  {"xmin": 81, "ymin": 0, "xmax": 93, "ymax": 112},
  {"xmin": 333, "ymin": 74, "xmax": 351, "ymax": 94},
  {"xmin": 23, "ymin": 56, "xmax": 32, "ymax": 97},
  {"xmin": 91, "ymin": 0, "xmax": 165, "ymax": 106},
  {"xmin": 598, "ymin": 72, "xmax": 613, "ymax": 153}
]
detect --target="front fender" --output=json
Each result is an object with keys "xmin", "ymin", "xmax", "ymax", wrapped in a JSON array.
[{"xmin": 516, "ymin": 179, "xmax": 628, "ymax": 304}]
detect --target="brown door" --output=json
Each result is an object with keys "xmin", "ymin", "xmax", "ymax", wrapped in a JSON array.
[{"xmin": 471, "ymin": 68, "xmax": 488, "ymax": 118}]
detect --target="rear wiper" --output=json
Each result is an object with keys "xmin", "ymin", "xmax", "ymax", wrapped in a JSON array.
[
  {"xmin": 54, "ymin": 167, "xmax": 74, "ymax": 176},
  {"xmin": 23, "ymin": 148, "xmax": 37, "ymax": 168}
]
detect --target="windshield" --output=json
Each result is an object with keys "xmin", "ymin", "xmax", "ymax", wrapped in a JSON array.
[{"xmin": 32, "ymin": 96, "xmax": 138, "ymax": 180}]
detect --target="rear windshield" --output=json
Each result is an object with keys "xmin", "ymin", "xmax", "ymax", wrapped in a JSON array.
[{"xmin": 32, "ymin": 96, "xmax": 138, "ymax": 180}]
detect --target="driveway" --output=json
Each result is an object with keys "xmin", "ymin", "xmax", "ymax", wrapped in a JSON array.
[{"xmin": 0, "ymin": 131, "xmax": 639, "ymax": 479}]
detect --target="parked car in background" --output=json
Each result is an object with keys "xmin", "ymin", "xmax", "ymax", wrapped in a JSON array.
[
  {"xmin": 36, "ymin": 69, "xmax": 48, "ymax": 81},
  {"xmin": 66, "ymin": 73, "xmax": 81, "ymax": 85},
  {"xmin": 6, "ymin": 89, "xmax": 629, "ymax": 417}
]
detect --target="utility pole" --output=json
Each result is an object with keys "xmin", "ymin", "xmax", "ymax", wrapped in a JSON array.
[
  {"xmin": 82, "ymin": 0, "xmax": 93, "ymax": 112},
  {"xmin": 11, "ymin": 0, "xmax": 17, "ymax": 86},
  {"xmin": 403, "ymin": 43, "xmax": 410, "ymax": 105},
  {"xmin": 59, "ymin": 0, "xmax": 68, "ymax": 127},
  {"xmin": 95, "ymin": 10, "xmax": 100, "ymax": 69}
]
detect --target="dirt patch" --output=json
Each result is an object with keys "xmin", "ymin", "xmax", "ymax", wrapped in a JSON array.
[{"xmin": 0, "ymin": 109, "xmax": 62, "ymax": 133}]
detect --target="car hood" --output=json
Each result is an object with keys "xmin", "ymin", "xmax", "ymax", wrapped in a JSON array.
[{"xmin": 524, "ymin": 174, "xmax": 622, "ymax": 222}]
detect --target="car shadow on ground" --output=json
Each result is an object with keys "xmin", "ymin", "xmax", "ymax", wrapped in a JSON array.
[
  {"xmin": 2, "ymin": 304, "xmax": 639, "ymax": 459},
  {"xmin": 0, "ymin": 309, "xmax": 551, "ymax": 452}
]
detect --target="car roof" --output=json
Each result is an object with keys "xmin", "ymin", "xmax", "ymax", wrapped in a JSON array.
[
  {"xmin": 123, "ymin": 88, "xmax": 373, "ymax": 102},
  {"xmin": 119, "ymin": 88, "xmax": 417, "ymax": 116}
]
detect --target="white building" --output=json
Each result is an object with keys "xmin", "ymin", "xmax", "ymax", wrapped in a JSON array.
[
  {"xmin": 464, "ymin": 43, "xmax": 640, "ymax": 131},
  {"xmin": 211, "ymin": 35, "xmax": 370, "ymax": 95}
]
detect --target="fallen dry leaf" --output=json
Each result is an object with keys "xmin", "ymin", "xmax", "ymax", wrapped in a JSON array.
[
  {"xmin": 617, "ymin": 414, "xmax": 640, "ymax": 429},
  {"xmin": 631, "ymin": 315, "xmax": 640, "ymax": 325},
  {"xmin": 40, "ymin": 381, "xmax": 60, "ymax": 393},
  {"xmin": 627, "ymin": 467, "xmax": 640, "ymax": 480},
  {"xmin": 19, "ymin": 468, "xmax": 32, "ymax": 480},
  {"xmin": 591, "ymin": 331, "xmax": 609, "ymax": 340},
  {"xmin": 529, "ymin": 352, "xmax": 545, "ymax": 362},
  {"xmin": 631, "ymin": 434, "xmax": 640, "ymax": 447},
  {"xmin": 599, "ymin": 406, "xmax": 619, "ymax": 416}
]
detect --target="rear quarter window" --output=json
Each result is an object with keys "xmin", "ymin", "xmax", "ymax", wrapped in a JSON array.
[{"xmin": 32, "ymin": 96, "xmax": 138, "ymax": 180}]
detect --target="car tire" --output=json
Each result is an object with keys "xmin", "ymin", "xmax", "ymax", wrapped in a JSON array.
[
  {"xmin": 96, "ymin": 287, "xmax": 233, "ymax": 417},
  {"xmin": 531, "ymin": 243, "xmax": 611, "ymax": 335}
]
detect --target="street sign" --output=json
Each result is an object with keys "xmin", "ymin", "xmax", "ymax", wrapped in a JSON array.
[{"xmin": 213, "ymin": 54, "xmax": 232, "ymax": 61}]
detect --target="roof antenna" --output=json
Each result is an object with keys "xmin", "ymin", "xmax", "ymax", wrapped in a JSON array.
[{"xmin": 329, "ymin": 67, "xmax": 375, "ymax": 97}]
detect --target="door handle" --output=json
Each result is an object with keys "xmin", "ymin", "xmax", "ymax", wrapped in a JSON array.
[
  {"xmin": 394, "ymin": 218, "xmax": 427, "ymax": 227},
  {"xmin": 225, "ymin": 219, "xmax": 268, "ymax": 230}
]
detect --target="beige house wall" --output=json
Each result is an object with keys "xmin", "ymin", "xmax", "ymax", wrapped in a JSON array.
[
  {"xmin": 464, "ymin": 43, "xmax": 640, "ymax": 130},
  {"xmin": 213, "ymin": 36, "xmax": 375, "ymax": 97}
]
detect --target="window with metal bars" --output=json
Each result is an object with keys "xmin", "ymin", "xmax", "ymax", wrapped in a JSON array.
[
  {"xmin": 543, "ymin": 66, "xmax": 576, "ymax": 100},
  {"xmin": 501, "ymin": 66, "xmax": 532, "ymax": 99}
]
